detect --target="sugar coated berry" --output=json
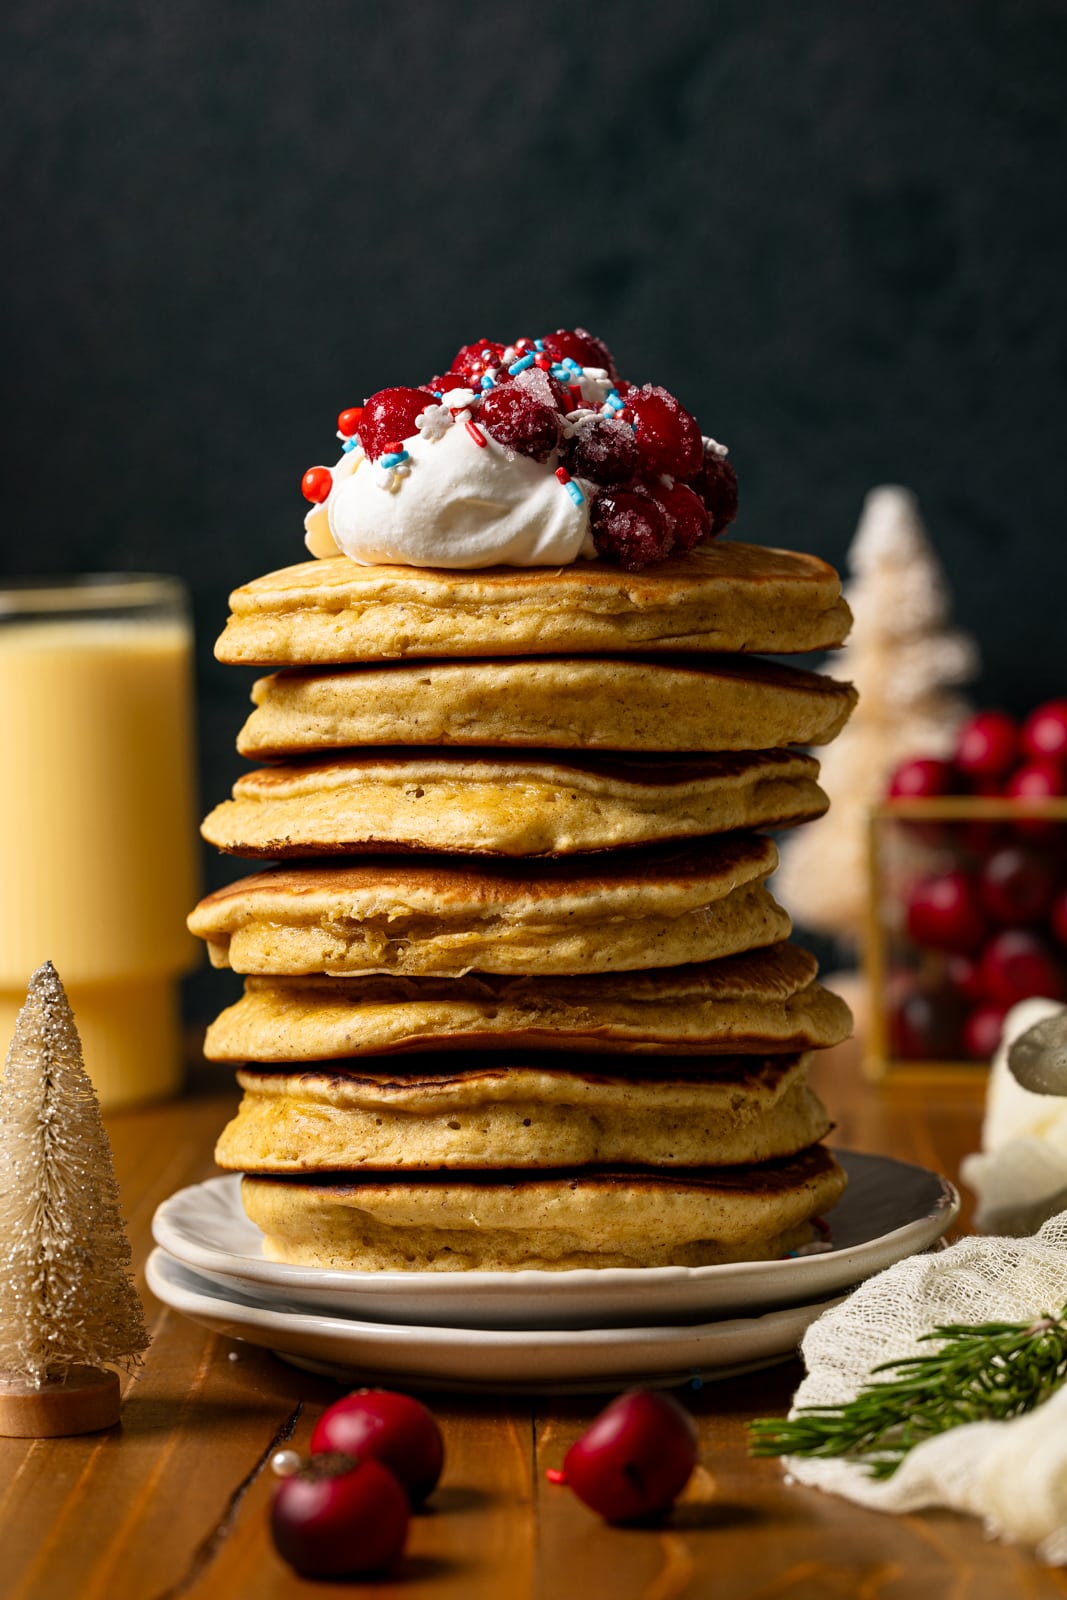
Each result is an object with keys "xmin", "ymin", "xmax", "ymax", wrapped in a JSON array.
[
  {"xmin": 591, "ymin": 486, "xmax": 675, "ymax": 571},
  {"xmin": 955, "ymin": 711, "xmax": 1018, "ymax": 780},
  {"xmin": 427, "ymin": 372, "xmax": 467, "ymax": 395},
  {"xmin": 270, "ymin": 1451, "xmax": 409, "ymax": 1578},
  {"xmin": 564, "ymin": 415, "xmax": 637, "ymax": 486},
  {"xmin": 656, "ymin": 481, "xmax": 712, "ymax": 551},
  {"xmin": 905, "ymin": 869, "xmax": 986, "ymax": 954},
  {"xmin": 553, "ymin": 1390, "xmax": 698, "ymax": 1523},
  {"xmin": 357, "ymin": 387, "xmax": 438, "ymax": 463},
  {"xmin": 978, "ymin": 929, "xmax": 1065, "ymax": 1006},
  {"xmin": 479, "ymin": 382, "xmax": 561, "ymax": 463},
  {"xmin": 541, "ymin": 327, "xmax": 619, "ymax": 382},
  {"xmin": 451, "ymin": 340, "xmax": 505, "ymax": 385},
  {"xmin": 690, "ymin": 446, "xmax": 739, "ymax": 536},
  {"xmin": 887, "ymin": 757, "xmax": 957, "ymax": 800},
  {"xmin": 626, "ymin": 385, "xmax": 704, "ymax": 480},
  {"xmin": 336, "ymin": 407, "xmax": 364, "ymax": 438},
  {"xmin": 301, "ymin": 466, "xmax": 333, "ymax": 503},
  {"xmin": 310, "ymin": 1389, "xmax": 444, "ymax": 1505},
  {"xmin": 1021, "ymin": 700, "xmax": 1067, "ymax": 763}
]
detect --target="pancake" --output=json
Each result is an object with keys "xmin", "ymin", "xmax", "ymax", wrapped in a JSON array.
[
  {"xmin": 237, "ymin": 655, "xmax": 857, "ymax": 758},
  {"xmin": 239, "ymin": 1144, "xmax": 848, "ymax": 1270},
  {"xmin": 215, "ymin": 544, "xmax": 852, "ymax": 666},
  {"xmin": 203, "ymin": 943, "xmax": 852, "ymax": 1061},
  {"xmin": 217, "ymin": 1052, "xmax": 833, "ymax": 1173},
  {"xmin": 187, "ymin": 836, "xmax": 790, "ymax": 977},
  {"xmin": 200, "ymin": 748, "xmax": 828, "ymax": 859}
]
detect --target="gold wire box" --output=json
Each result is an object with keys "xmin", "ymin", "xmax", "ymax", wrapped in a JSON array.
[{"xmin": 864, "ymin": 797, "xmax": 1067, "ymax": 1079}]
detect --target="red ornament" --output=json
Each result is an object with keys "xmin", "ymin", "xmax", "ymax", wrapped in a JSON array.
[
  {"xmin": 309, "ymin": 1390, "xmax": 444, "ymax": 1505},
  {"xmin": 955, "ymin": 711, "xmax": 1018, "ymax": 780},
  {"xmin": 270, "ymin": 1452, "xmax": 409, "ymax": 1578},
  {"xmin": 1021, "ymin": 700, "xmax": 1067, "ymax": 763},
  {"xmin": 301, "ymin": 466, "xmax": 333, "ymax": 504},
  {"xmin": 336, "ymin": 407, "xmax": 364, "ymax": 437},
  {"xmin": 552, "ymin": 1390, "xmax": 698, "ymax": 1522},
  {"xmin": 905, "ymin": 870, "xmax": 986, "ymax": 954},
  {"xmin": 977, "ymin": 929, "xmax": 1065, "ymax": 1007}
]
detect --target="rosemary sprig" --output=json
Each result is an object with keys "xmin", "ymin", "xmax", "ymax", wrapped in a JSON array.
[{"xmin": 750, "ymin": 1304, "xmax": 1067, "ymax": 1479}]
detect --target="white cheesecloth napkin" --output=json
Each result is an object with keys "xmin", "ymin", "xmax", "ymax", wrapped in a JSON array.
[{"xmin": 781, "ymin": 1001, "xmax": 1067, "ymax": 1561}]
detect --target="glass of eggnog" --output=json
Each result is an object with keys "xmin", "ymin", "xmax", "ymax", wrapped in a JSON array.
[{"xmin": 0, "ymin": 575, "xmax": 200, "ymax": 1108}]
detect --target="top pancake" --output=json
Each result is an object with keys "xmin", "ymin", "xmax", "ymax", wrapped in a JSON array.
[
  {"xmin": 215, "ymin": 544, "xmax": 852, "ymax": 665},
  {"xmin": 238, "ymin": 654, "xmax": 857, "ymax": 757}
]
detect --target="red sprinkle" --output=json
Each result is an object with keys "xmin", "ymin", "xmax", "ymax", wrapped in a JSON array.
[
  {"xmin": 337, "ymin": 406, "xmax": 364, "ymax": 437},
  {"xmin": 568, "ymin": 384, "xmax": 583, "ymax": 409},
  {"xmin": 465, "ymin": 419, "xmax": 488, "ymax": 447},
  {"xmin": 555, "ymin": 466, "xmax": 571, "ymax": 484},
  {"xmin": 812, "ymin": 1216, "xmax": 831, "ymax": 1237},
  {"xmin": 301, "ymin": 466, "xmax": 333, "ymax": 503}
]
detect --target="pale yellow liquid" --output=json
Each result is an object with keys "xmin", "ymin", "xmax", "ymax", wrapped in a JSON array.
[{"xmin": 0, "ymin": 617, "xmax": 200, "ymax": 1105}]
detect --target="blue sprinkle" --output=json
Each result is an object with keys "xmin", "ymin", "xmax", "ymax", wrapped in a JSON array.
[
  {"xmin": 533, "ymin": 338, "xmax": 544, "ymax": 351},
  {"xmin": 564, "ymin": 481, "xmax": 585, "ymax": 507},
  {"xmin": 342, "ymin": 437, "xmax": 360, "ymax": 453},
  {"xmin": 549, "ymin": 362, "xmax": 570, "ymax": 382},
  {"xmin": 689, "ymin": 1374, "xmax": 704, "ymax": 1391},
  {"xmin": 380, "ymin": 450, "xmax": 409, "ymax": 468},
  {"xmin": 508, "ymin": 353, "xmax": 536, "ymax": 375},
  {"xmin": 563, "ymin": 357, "xmax": 583, "ymax": 375},
  {"xmin": 481, "ymin": 372, "xmax": 495, "ymax": 390}
]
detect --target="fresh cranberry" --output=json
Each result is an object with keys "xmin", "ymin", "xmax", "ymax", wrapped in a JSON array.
[
  {"xmin": 1049, "ymin": 886, "xmax": 1067, "ymax": 948},
  {"xmin": 978, "ymin": 929, "xmax": 1065, "ymax": 1006},
  {"xmin": 270, "ymin": 1452, "xmax": 409, "ymax": 1577},
  {"xmin": 357, "ymin": 387, "xmax": 438, "ymax": 462},
  {"xmin": 626, "ymin": 385, "xmax": 704, "ymax": 479},
  {"xmin": 905, "ymin": 870, "xmax": 986, "ymax": 954},
  {"xmin": 590, "ymin": 487, "xmax": 676, "ymax": 570},
  {"xmin": 451, "ymin": 340, "xmax": 505, "ymax": 385},
  {"xmin": 564, "ymin": 415, "xmax": 638, "ymax": 486},
  {"xmin": 541, "ymin": 328, "xmax": 619, "ymax": 382},
  {"xmin": 946, "ymin": 952, "xmax": 985, "ymax": 1001},
  {"xmin": 300, "ymin": 466, "xmax": 333, "ymax": 504},
  {"xmin": 654, "ymin": 481, "xmax": 712, "ymax": 551},
  {"xmin": 979, "ymin": 845, "xmax": 1056, "ymax": 927},
  {"xmin": 554, "ymin": 1390, "xmax": 697, "ymax": 1522},
  {"xmin": 1022, "ymin": 701, "xmax": 1067, "ymax": 763},
  {"xmin": 310, "ymin": 1390, "xmax": 444, "ymax": 1505},
  {"xmin": 955, "ymin": 711, "xmax": 1018, "ymax": 780},
  {"xmin": 888, "ymin": 982, "xmax": 964, "ymax": 1059},
  {"xmin": 690, "ymin": 447, "xmax": 739, "ymax": 536},
  {"xmin": 479, "ymin": 382, "xmax": 561, "ymax": 462},
  {"xmin": 887, "ymin": 757, "xmax": 957, "ymax": 800},
  {"xmin": 427, "ymin": 372, "xmax": 467, "ymax": 395},
  {"xmin": 963, "ymin": 1003, "xmax": 1011, "ymax": 1060},
  {"xmin": 1005, "ymin": 758, "xmax": 1065, "ymax": 801}
]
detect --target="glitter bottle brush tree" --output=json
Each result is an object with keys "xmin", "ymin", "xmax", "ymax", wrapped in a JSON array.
[{"xmin": 0, "ymin": 960, "xmax": 149, "ymax": 1435}]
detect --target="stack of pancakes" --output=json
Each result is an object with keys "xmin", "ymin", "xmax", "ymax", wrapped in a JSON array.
[{"xmin": 189, "ymin": 541, "xmax": 857, "ymax": 1271}]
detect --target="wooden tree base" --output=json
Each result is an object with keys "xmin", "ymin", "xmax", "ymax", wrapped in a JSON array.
[{"xmin": 0, "ymin": 1366, "xmax": 121, "ymax": 1437}]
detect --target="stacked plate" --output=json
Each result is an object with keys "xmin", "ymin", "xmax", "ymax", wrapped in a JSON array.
[{"xmin": 149, "ymin": 1149, "xmax": 958, "ymax": 1395}]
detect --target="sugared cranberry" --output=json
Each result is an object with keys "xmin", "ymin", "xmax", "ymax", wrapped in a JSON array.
[
  {"xmin": 553, "ymin": 1390, "xmax": 698, "ymax": 1523},
  {"xmin": 888, "ymin": 981, "xmax": 964, "ymax": 1060},
  {"xmin": 887, "ymin": 757, "xmax": 957, "ymax": 800},
  {"xmin": 955, "ymin": 711, "xmax": 1018, "ymax": 780},
  {"xmin": 963, "ymin": 1003, "xmax": 1011, "ymax": 1060},
  {"xmin": 451, "ymin": 340, "xmax": 505, "ymax": 385},
  {"xmin": 1022, "ymin": 701, "xmax": 1067, "ymax": 763},
  {"xmin": 300, "ymin": 466, "xmax": 333, "ymax": 504},
  {"xmin": 357, "ymin": 387, "xmax": 438, "ymax": 462},
  {"xmin": 427, "ymin": 372, "xmax": 467, "ymax": 395},
  {"xmin": 591, "ymin": 487, "xmax": 676, "ymax": 571},
  {"xmin": 905, "ymin": 870, "xmax": 986, "ymax": 954},
  {"xmin": 479, "ymin": 383, "xmax": 561, "ymax": 463},
  {"xmin": 655, "ymin": 482, "xmax": 712, "ymax": 552},
  {"xmin": 310, "ymin": 1390, "xmax": 444, "ymax": 1506},
  {"xmin": 978, "ymin": 929, "xmax": 1065, "ymax": 1006},
  {"xmin": 979, "ymin": 846, "xmax": 1056, "ymax": 927},
  {"xmin": 626, "ymin": 385, "xmax": 704, "ymax": 480},
  {"xmin": 564, "ymin": 415, "xmax": 638, "ymax": 486},
  {"xmin": 336, "ymin": 407, "xmax": 364, "ymax": 438},
  {"xmin": 541, "ymin": 328, "xmax": 619, "ymax": 382},
  {"xmin": 270, "ymin": 1452, "xmax": 409, "ymax": 1578},
  {"xmin": 690, "ymin": 446, "xmax": 739, "ymax": 536}
]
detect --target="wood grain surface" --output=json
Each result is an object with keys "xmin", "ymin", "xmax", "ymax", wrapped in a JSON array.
[{"xmin": 2, "ymin": 1042, "xmax": 1065, "ymax": 1600}]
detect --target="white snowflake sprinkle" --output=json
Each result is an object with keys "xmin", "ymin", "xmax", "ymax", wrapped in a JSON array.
[{"xmin": 415, "ymin": 404, "xmax": 454, "ymax": 442}]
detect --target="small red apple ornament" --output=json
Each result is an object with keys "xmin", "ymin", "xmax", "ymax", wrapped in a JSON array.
[
  {"xmin": 548, "ymin": 1389, "xmax": 698, "ymax": 1522},
  {"xmin": 309, "ymin": 1388, "xmax": 445, "ymax": 1505},
  {"xmin": 270, "ymin": 1450, "xmax": 409, "ymax": 1578}
]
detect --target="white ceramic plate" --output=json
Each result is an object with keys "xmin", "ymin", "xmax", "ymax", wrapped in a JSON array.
[
  {"xmin": 152, "ymin": 1150, "xmax": 958, "ymax": 1331},
  {"xmin": 146, "ymin": 1247, "xmax": 844, "ymax": 1394}
]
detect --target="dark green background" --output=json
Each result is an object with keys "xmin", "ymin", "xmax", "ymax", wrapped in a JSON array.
[{"xmin": 2, "ymin": 2, "xmax": 1065, "ymax": 1014}]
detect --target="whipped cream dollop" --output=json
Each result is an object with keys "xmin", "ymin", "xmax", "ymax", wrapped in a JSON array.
[{"xmin": 305, "ymin": 386, "xmax": 598, "ymax": 569}]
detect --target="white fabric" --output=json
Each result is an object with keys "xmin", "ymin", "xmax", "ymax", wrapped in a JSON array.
[{"xmin": 785, "ymin": 1212, "xmax": 1067, "ymax": 1560}]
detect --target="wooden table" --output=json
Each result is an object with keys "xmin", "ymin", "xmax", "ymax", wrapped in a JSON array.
[{"xmin": 4, "ymin": 1042, "xmax": 1067, "ymax": 1600}]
